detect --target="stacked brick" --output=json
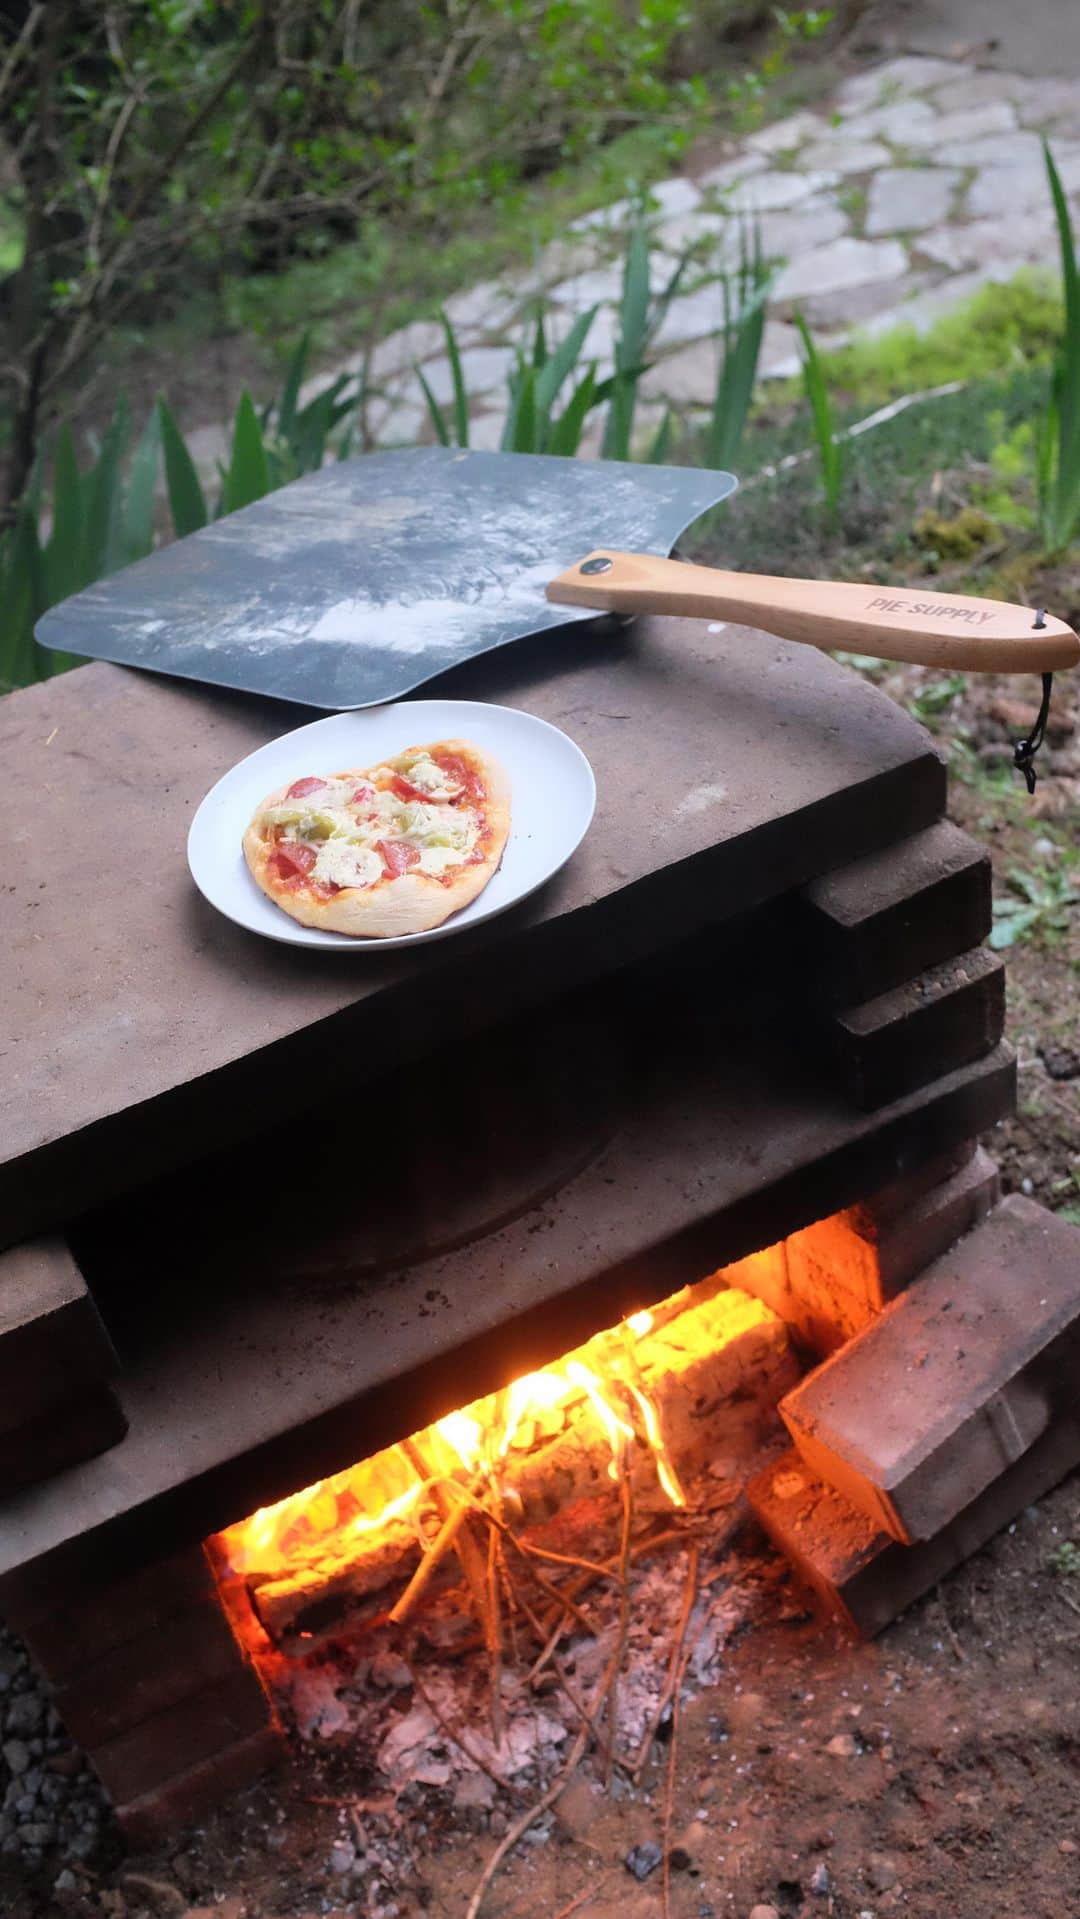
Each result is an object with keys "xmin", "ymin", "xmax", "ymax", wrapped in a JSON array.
[
  {"xmin": 748, "ymin": 1197, "xmax": 1080, "ymax": 1635},
  {"xmin": 799, "ymin": 819, "xmax": 1004, "ymax": 1108},
  {"xmin": 0, "ymin": 1239, "xmax": 126, "ymax": 1493},
  {"xmin": 0, "ymin": 1546, "xmax": 279, "ymax": 1845}
]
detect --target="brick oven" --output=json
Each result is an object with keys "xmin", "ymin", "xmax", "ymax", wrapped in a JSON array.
[{"xmin": 3, "ymin": 609, "xmax": 1078, "ymax": 1847}]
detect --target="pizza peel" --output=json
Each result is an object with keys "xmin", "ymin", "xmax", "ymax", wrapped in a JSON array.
[
  {"xmin": 35, "ymin": 447, "xmax": 735, "ymax": 710},
  {"xmin": 37, "ymin": 445, "xmax": 1077, "ymax": 787}
]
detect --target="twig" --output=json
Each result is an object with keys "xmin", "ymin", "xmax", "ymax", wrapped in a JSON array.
[
  {"xmin": 662, "ymin": 1564, "xmax": 701, "ymax": 1919},
  {"xmin": 0, "ymin": 3, "xmax": 43, "ymax": 113},
  {"xmin": 388, "ymin": 1494, "xmax": 472, "ymax": 1625},
  {"xmin": 399, "ymin": 1440, "xmax": 493, "ymax": 1637},
  {"xmin": 464, "ymin": 1633, "xmax": 626, "ymax": 1919},
  {"xmin": 486, "ymin": 1516, "xmax": 504, "ymax": 1746},
  {"xmin": 535, "ymin": 1525, "xmax": 695, "ymax": 1639},
  {"xmin": 604, "ymin": 1454, "xmax": 634, "ymax": 1786},
  {"xmin": 552, "ymin": 1871, "xmax": 615, "ymax": 1918},
  {"xmin": 631, "ymin": 1544, "xmax": 701, "ymax": 1783},
  {"xmin": 507, "ymin": 1570, "xmax": 605, "ymax": 1748}
]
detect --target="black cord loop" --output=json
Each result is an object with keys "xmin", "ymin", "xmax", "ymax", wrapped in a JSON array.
[{"xmin": 1013, "ymin": 669, "xmax": 1054, "ymax": 796}]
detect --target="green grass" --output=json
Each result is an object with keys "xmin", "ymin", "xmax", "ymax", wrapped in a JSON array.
[{"xmin": 806, "ymin": 271, "xmax": 1065, "ymax": 409}]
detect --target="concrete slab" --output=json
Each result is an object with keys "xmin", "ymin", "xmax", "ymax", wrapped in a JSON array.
[
  {"xmin": 0, "ymin": 1021, "xmax": 1014, "ymax": 1595},
  {"xmin": 3, "ymin": 626, "xmax": 948, "ymax": 1248},
  {"xmin": 780, "ymin": 1195, "xmax": 1080, "ymax": 1542}
]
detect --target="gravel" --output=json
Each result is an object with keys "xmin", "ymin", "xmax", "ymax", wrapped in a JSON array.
[{"xmin": 0, "ymin": 1617, "xmax": 111, "ymax": 1870}]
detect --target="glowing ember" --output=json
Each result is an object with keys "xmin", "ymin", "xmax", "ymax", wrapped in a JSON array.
[{"xmin": 217, "ymin": 1302, "xmax": 697, "ymax": 1582}]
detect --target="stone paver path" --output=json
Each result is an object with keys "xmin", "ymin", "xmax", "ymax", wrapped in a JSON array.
[{"xmin": 177, "ymin": 55, "xmax": 1080, "ymax": 473}]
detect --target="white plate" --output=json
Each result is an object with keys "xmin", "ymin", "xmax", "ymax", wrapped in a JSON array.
[{"xmin": 187, "ymin": 698, "xmax": 596, "ymax": 951}]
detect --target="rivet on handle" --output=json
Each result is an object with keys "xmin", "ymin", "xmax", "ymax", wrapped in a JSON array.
[{"xmin": 580, "ymin": 556, "xmax": 613, "ymax": 575}]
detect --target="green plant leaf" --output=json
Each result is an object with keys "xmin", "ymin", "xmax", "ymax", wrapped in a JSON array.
[
  {"xmin": 80, "ymin": 395, "xmax": 131, "ymax": 585},
  {"xmin": 506, "ymin": 365, "xmax": 538, "ymax": 453},
  {"xmin": 158, "ymin": 395, "xmax": 208, "ymax": 537},
  {"xmin": 547, "ymin": 365, "xmax": 598, "ymax": 457},
  {"xmin": 534, "ymin": 307, "xmax": 598, "ymax": 422},
  {"xmin": 277, "ymin": 330, "xmax": 311, "ymax": 444},
  {"xmin": 120, "ymin": 403, "xmax": 162, "ymax": 565},
  {"xmin": 0, "ymin": 512, "xmax": 44, "ymax": 690},
  {"xmin": 795, "ymin": 308, "xmax": 843, "ymax": 523},
  {"xmin": 438, "ymin": 310, "xmax": 470, "ymax": 448},
  {"xmin": 416, "ymin": 364, "xmax": 452, "ymax": 446},
  {"xmin": 222, "ymin": 390, "xmax": 271, "ymax": 515},
  {"xmin": 644, "ymin": 408, "xmax": 674, "ymax": 464},
  {"xmin": 42, "ymin": 424, "xmax": 84, "ymax": 606}
]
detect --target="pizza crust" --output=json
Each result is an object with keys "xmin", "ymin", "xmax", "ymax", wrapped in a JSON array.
[{"xmin": 243, "ymin": 738, "xmax": 511, "ymax": 938}]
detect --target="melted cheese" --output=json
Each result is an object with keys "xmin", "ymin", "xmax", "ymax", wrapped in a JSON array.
[
  {"xmin": 311, "ymin": 841, "xmax": 383, "ymax": 890},
  {"xmin": 394, "ymin": 751, "xmax": 462, "ymax": 800},
  {"xmin": 415, "ymin": 843, "xmax": 474, "ymax": 875}
]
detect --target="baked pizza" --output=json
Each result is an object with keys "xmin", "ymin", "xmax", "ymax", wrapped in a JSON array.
[{"xmin": 243, "ymin": 738, "xmax": 511, "ymax": 937}]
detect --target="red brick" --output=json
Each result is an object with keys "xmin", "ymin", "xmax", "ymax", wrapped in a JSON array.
[
  {"xmin": 90, "ymin": 1666, "xmax": 272, "ymax": 1805},
  {"xmin": 780, "ymin": 1196, "xmax": 1080, "ymax": 1542},
  {"xmin": 7, "ymin": 1545, "xmax": 215, "ymax": 1677},
  {"xmin": 116, "ymin": 1724, "xmax": 282, "ymax": 1848},
  {"xmin": 832, "ymin": 947, "xmax": 1005, "ymax": 1110},
  {"xmin": 857, "ymin": 1141, "xmax": 976, "ymax": 1224},
  {"xmin": 748, "ymin": 1418, "xmax": 1080, "ymax": 1637},
  {"xmin": 800, "ymin": 820, "xmax": 991, "ymax": 1006},
  {"xmin": 852, "ymin": 1146, "xmax": 1000, "ymax": 1300},
  {"xmin": 53, "ymin": 1596, "xmax": 251, "ymax": 1747},
  {"xmin": 722, "ymin": 1147, "xmax": 998, "ymax": 1357}
]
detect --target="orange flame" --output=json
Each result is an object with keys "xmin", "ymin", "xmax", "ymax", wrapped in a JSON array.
[{"xmin": 217, "ymin": 1305, "xmax": 686, "ymax": 1581}]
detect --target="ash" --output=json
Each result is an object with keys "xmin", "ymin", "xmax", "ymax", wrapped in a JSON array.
[{"xmin": 262, "ymin": 1487, "xmax": 762, "ymax": 1916}]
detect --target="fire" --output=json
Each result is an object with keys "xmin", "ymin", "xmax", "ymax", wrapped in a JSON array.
[{"xmin": 217, "ymin": 1303, "xmax": 688, "ymax": 1581}]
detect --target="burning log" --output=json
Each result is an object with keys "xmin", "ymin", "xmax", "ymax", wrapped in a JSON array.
[{"xmin": 232, "ymin": 1283, "xmax": 796, "ymax": 1646}]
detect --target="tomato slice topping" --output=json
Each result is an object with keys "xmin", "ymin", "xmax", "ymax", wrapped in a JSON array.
[
  {"xmin": 351, "ymin": 783, "xmax": 376, "ymax": 807},
  {"xmin": 285, "ymin": 776, "xmax": 325, "ymax": 800},
  {"xmin": 389, "ymin": 773, "xmax": 428, "ymax": 802},
  {"xmin": 432, "ymin": 750, "xmax": 469, "ymax": 785},
  {"xmin": 376, "ymin": 839, "xmax": 420, "ymax": 877},
  {"xmin": 271, "ymin": 839, "xmax": 318, "ymax": 879}
]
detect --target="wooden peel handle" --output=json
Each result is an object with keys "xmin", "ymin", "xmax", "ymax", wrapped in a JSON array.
[{"xmin": 546, "ymin": 551, "xmax": 1080, "ymax": 674}]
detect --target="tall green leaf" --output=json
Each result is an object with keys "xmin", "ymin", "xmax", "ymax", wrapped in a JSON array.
[
  {"xmin": 120, "ymin": 403, "xmax": 162, "ymax": 565},
  {"xmin": 547, "ymin": 365, "xmax": 599, "ymax": 457},
  {"xmin": 602, "ymin": 222, "xmax": 652, "ymax": 461},
  {"xmin": 80, "ymin": 395, "xmax": 131, "ymax": 583},
  {"xmin": 438, "ymin": 311, "xmax": 470, "ymax": 449},
  {"xmin": 706, "ymin": 222, "xmax": 770, "ymax": 473},
  {"xmin": 1039, "ymin": 141, "xmax": 1080, "ymax": 552},
  {"xmin": 534, "ymin": 308, "xmax": 598, "ymax": 423},
  {"xmin": 504, "ymin": 365, "xmax": 538, "ymax": 453},
  {"xmin": 221, "ymin": 390, "xmax": 271, "ymax": 515},
  {"xmin": 645, "ymin": 409, "xmax": 675, "ymax": 465},
  {"xmin": 277, "ymin": 330, "xmax": 311, "ymax": 445},
  {"xmin": 416, "ymin": 365, "xmax": 452, "ymax": 446},
  {"xmin": 42, "ymin": 425, "xmax": 84, "ymax": 606},
  {"xmin": 795, "ymin": 309, "xmax": 843, "ymax": 525},
  {"xmin": 0, "ymin": 513, "xmax": 42, "ymax": 691},
  {"xmin": 158, "ymin": 395, "xmax": 208, "ymax": 537}
]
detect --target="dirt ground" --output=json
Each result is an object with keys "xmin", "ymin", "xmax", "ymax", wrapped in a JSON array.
[{"xmin": 5, "ymin": 1466, "xmax": 1076, "ymax": 1919}]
